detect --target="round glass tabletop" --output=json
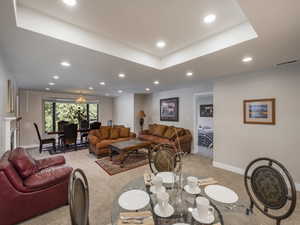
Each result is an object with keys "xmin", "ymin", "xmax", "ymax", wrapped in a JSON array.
[{"xmin": 111, "ymin": 176, "xmax": 258, "ymax": 225}]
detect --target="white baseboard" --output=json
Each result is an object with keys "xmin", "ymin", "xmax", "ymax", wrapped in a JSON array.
[
  {"xmin": 20, "ymin": 144, "xmax": 39, "ymax": 149},
  {"xmin": 213, "ymin": 161, "xmax": 300, "ymax": 192}
]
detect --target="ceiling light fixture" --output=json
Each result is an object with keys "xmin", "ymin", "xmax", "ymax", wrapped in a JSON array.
[
  {"xmin": 242, "ymin": 57, "xmax": 253, "ymax": 63},
  {"xmin": 156, "ymin": 41, "xmax": 166, "ymax": 48},
  {"xmin": 118, "ymin": 90, "xmax": 123, "ymax": 93},
  {"xmin": 62, "ymin": 0, "xmax": 77, "ymax": 7},
  {"xmin": 186, "ymin": 72, "xmax": 193, "ymax": 77},
  {"xmin": 45, "ymin": 88, "xmax": 50, "ymax": 91},
  {"xmin": 203, "ymin": 14, "xmax": 216, "ymax": 24},
  {"xmin": 61, "ymin": 61, "xmax": 71, "ymax": 67},
  {"xmin": 118, "ymin": 73, "xmax": 126, "ymax": 78},
  {"xmin": 53, "ymin": 75, "xmax": 60, "ymax": 80},
  {"xmin": 48, "ymin": 82, "xmax": 55, "ymax": 86},
  {"xmin": 88, "ymin": 86, "xmax": 94, "ymax": 90},
  {"xmin": 145, "ymin": 88, "xmax": 151, "ymax": 91},
  {"xmin": 76, "ymin": 96, "xmax": 86, "ymax": 104},
  {"xmin": 153, "ymin": 80, "xmax": 160, "ymax": 85},
  {"xmin": 99, "ymin": 82, "xmax": 106, "ymax": 86}
]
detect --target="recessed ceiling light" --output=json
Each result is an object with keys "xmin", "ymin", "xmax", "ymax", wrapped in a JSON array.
[
  {"xmin": 62, "ymin": 0, "xmax": 77, "ymax": 7},
  {"xmin": 105, "ymin": 93, "xmax": 110, "ymax": 96},
  {"xmin": 242, "ymin": 57, "xmax": 253, "ymax": 63},
  {"xmin": 153, "ymin": 80, "xmax": 160, "ymax": 85},
  {"xmin": 118, "ymin": 90, "xmax": 123, "ymax": 93},
  {"xmin": 145, "ymin": 88, "xmax": 151, "ymax": 91},
  {"xmin": 53, "ymin": 75, "xmax": 60, "ymax": 80},
  {"xmin": 186, "ymin": 72, "xmax": 193, "ymax": 77},
  {"xmin": 203, "ymin": 14, "xmax": 216, "ymax": 24},
  {"xmin": 156, "ymin": 41, "xmax": 166, "ymax": 48},
  {"xmin": 61, "ymin": 61, "xmax": 71, "ymax": 67},
  {"xmin": 88, "ymin": 86, "xmax": 94, "ymax": 90},
  {"xmin": 118, "ymin": 73, "xmax": 126, "ymax": 78},
  {"xmin": 99, "ymin": 82, "xmax": 106, "ymax": 86},
  {"xmin": 45, "ymin": 88, "xmax": 50, "ymax": 91},
  {"xmin": 48, "ymin": 82, "xmax": 55, "ymax": 86}
]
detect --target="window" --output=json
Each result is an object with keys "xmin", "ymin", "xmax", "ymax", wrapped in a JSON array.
[{"xmin": 44, "ymin": 100, "xmax": 99, "ymax": 133}]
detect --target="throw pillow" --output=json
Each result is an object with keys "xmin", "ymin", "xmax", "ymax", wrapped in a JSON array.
[
  {"xmin": 120, "ymin": 127, "xmax": 130, "ymax": 138},
  {"xmin": 9, "ymin": 148, "xmax": 38, "ymax": 178},
  {"xmin": 100, "ymin": 127, "xmax": 110, "ymax": 139},
  {"xmin": 163, "ymin": 126, "xmax": 176, "ymax": 139},
  {"xmin": 110, "ymin": 128, "xmax": 120, "ymax": 139},
  {"xmin": 153, "ymin": 125, "xmax": 168, "ymax": 137}
]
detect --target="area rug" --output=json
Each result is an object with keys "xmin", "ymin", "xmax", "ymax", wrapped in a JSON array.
[{"xmin": 95, "ymin": 152, "xmax": 148, "ymax": 176}]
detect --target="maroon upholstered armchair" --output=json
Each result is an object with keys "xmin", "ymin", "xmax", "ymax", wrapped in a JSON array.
[{"xmin": 0, "ymin": 148, "xmax": 73, "ymax": 225}]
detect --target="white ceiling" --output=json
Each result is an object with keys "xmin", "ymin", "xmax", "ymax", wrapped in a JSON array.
[
  {"xmin": 0, "ymin": 0, "xmax": 299, "ymax": 96},
  {"xmin": 17, "ymin": 0, "xmax": 248, "ymax": 58}
]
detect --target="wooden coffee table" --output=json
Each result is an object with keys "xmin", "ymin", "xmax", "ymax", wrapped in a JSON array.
[{"xmin": 109, "ymin": 139, "xmax": 152, "ymax": 168}]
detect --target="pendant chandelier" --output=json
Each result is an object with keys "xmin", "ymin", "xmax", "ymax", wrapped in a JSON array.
[{"xmin": 76, "ymin": 93, "xmax": 86, "ymax": 104}]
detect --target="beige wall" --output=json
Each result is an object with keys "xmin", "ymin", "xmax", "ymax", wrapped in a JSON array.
[
  {"xmin": 112, "ymin": 94, "xmax": 135, "ymax": 131},
  {"xmin": 0, "ymin": 54, "xmax": 16, "ymax": 155},
  {"xmin": 214, "ymin": 64, "xmax": 300, "ymax": 185},
  {"xmin": 19, "ymin": 89, "xmax": 113, "ymax": 147}
]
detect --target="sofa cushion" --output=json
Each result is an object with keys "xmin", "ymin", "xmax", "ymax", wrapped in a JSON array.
[
  {"xmin": 110, "ymin": 128, "xmax": 120, "ymax": 139},
  {"xmin": 100, "ymin": 127, "xmax": 111, "ymax": 139},
  {"xmin": 96, "ymin": 139, "xmax": 117, "ymax": 149},
  {"xmin": 9, "ymin": 148, "xmax": 39, "ymax": 178},
  {"xmin": 139, "ymin": 134, "xmax": 159, "ymax": 142},
  {"xmin": 152, "ymin": 125, "xmax": 168, "ymax": 137},
  {"xmin": 24, "ymin": 166, "xmax": 72, "ymax": 189},
  {"xmin": 163, "ymin": 126, "xmax": 176, "ymax": 139},
  {"xmin": 120, "ymin": 127, "xmax": 130, "ymax": 138},
  {"xmin": 35, "ymin": 156, "xmax": 66, "ymax": 171}
]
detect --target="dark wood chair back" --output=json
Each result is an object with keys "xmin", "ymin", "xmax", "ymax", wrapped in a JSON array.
[
  {"xmin": 90, "ymin": 122, "xmax": 101, "ymax": 130},
  {"xmin": 58, "ymin": 121, "xmax": 69, "ymax": 132},
  {"xmin": 64, "ymin": 124, "xmax": 78, "ymax": 145},
  {"xmin": 80, "ymin": 120, "xmax": 89, "ymax": 129},
  {"xmin": 244, "ymin": 157, "xmax": 297, "ymax": 225},
  {"xmin": 33, "ymin": 123, "xmax": 41, "ymax": 142},
  {"xmin": 69, "ymin": 168, "xmax": 89, "ymax": 225}
]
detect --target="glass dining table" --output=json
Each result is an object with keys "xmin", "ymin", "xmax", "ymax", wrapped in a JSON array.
[{"xmin": 111, "ymin": 175, "xmax": 258, "ymax": 225}]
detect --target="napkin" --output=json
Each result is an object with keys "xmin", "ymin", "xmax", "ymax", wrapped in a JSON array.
[
  {"xmin": 144, "ymin": 173, "xmax": 155, "ymax": 186},
  {"xmin": 198, "ymin": 177, "xmax": 218, "ymax": 186},
  {"xmin": 118, "ymin": 211, "xmax": 154, "ymax": 225}
]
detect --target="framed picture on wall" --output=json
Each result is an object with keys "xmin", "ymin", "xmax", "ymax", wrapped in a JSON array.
[
  {"xmin": 200, "ymin": 104, "xmax": 213, "ymax": 117},
  {"xmin": 243, "ymin": 98, "xmax": 275, "ymax": 125},
  {"xmin": 160, "ymin": 97, "xmax": 179, "ymax": 121}
]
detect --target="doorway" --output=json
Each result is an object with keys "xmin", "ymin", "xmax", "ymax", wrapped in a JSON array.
[{"xmin": 193, "ymin": 93, "xmax": 214, "ymax": 159}]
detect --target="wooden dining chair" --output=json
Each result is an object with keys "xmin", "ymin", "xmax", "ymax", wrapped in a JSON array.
[
  {"xmin": 80, "ymin": 120, "xmax": 89, "ymax": 143},
  {"xmin": 148, "ymin": 144, "xmax": 181, "ymax": 174},
  {"xmin": 33, "ymin": 123, "xmax": 56, "ymax": 153},
  {"xmin": 244, "ymin": 157, "xmax": 297, "ymax": 225},
  {"xmin": 69, "ymin": 168, "xmax": 90, "ymax": 225},
  {"xmin": 90, "ymin": 122, "xmax": 101, "ymax": 130},
  {"xmin": 61, "ymin": 124, "xmax": 78, "ymax": 151},
  {"xmin": 58, "ymin": 121, "xmax": 69, "ymax": 146}
]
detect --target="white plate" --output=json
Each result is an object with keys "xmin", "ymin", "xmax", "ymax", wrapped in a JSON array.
[
  {"xmin": 204, "ymin": 185, "xmax": 239, "ymax": 204},
  {"xmin": 150, "ymin": 185, "xmax": 166, "ymax": 194},
  {"xmin": 184, "ymin": 185, "xmax": 201, "ymax": 195},
  {"xmin": 118, "ymin": 190, "xmax": 150, "ymax": 210},
  {"xmin": 156, "ymin": 172, "xmax": 176, "ymax": 184},
  {"xmin": 154, "ymin": 203, "xmax": 174, "ymax": 217},
  {"xmin": 192, "ymin": 208, "xmax": 215, "ymax": 224}
]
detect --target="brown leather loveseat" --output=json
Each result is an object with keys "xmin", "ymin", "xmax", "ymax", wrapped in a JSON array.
[
  {"xmin": 0, "ymin": 148, "xmax": 73, "ymax": 225},
  {"xmin": 139, "ymin": 124, "xmax": 193, "ymax": 153},
  {"xmin": 88, "ymin": 125, "xmax": 136, "ymax": 157}
]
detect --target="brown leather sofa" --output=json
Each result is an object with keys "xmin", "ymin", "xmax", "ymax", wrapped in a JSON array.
[
  {"xmin": 139, "ymin": 124, "xmax": 193, "ymax": 153},
  {"xmin": 88, "ymin": 125, "xmax": 136, "ymax": 157},
  {"xmin": 0, "ymin": 148, "xmax": 73, "ymax": 225}
]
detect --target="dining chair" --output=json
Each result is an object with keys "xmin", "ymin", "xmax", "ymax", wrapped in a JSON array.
[
  {"xmin": 244, "ymin": 157, "xmax": 297, "ymax": 225},
  {"xmin": 62, "ymin": 124, "xmax": 78, "ymax": 151},
  {"xmin": 148, "ymin": 144, "xmax": 181, "ymax": 174},
  {"xmin": 80, "ymin": 120, "xmax": 89, "ymax": 143},
  {"xmin": 58, "ymin": 121, "xmax": 69, "ymax": 146},
  {"xmin": 33, "ymin": 123, "xmax": 56, "ymax": 153},
  {"xmin": 69, "ymin": 168, "xmax": 90, "ymax": 225},
  {"xmin": 90, "ymin": 122, "xmax": 101, "ymax": 130}
]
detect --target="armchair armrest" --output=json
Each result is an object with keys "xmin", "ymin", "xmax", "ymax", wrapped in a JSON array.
[
  {"xmin": 173, "ymin": 134, "xmax": 193, "ymax": 145},
  {"xmin": 35, "ymin": 156, "xmax": 65, "ymax": 170},
  {"xmin": 88, "ymin": 135, "xmax": 100, "ymax": 145}
]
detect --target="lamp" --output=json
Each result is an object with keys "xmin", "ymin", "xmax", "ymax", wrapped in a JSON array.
[{"xmin": 138, "ymin": 110, "xmax": 146, "ymax": 132}]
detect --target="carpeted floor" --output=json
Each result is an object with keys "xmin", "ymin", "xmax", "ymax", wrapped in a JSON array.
[{"xmin": 19, "ymin": 148, "xmax": 300, "ymax": 225}]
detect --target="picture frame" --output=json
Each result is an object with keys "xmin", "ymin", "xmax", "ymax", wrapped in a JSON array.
[
  {"xmin": 243, "ymin": 98, "xmax": 275, "ymax": 125},
  {"xmin": 160, "ymin": 97, "xmax": 179, "ymax": 121},
  {"xmin": 200, "ymin": 104, "xmax": 213, "ymax": 117}
]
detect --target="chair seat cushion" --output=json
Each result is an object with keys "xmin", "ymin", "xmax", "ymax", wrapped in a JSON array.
[
  {"xmin": 36, "ymin": 156, "xmax": 66, "ymax": 170},
  {"xmin": 24, "ymin": 166, "xmax": 73, "ymax": 189},
  {"xmin": 9, "ymin": 148, "xmax": 39, "ymax": 178}
]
